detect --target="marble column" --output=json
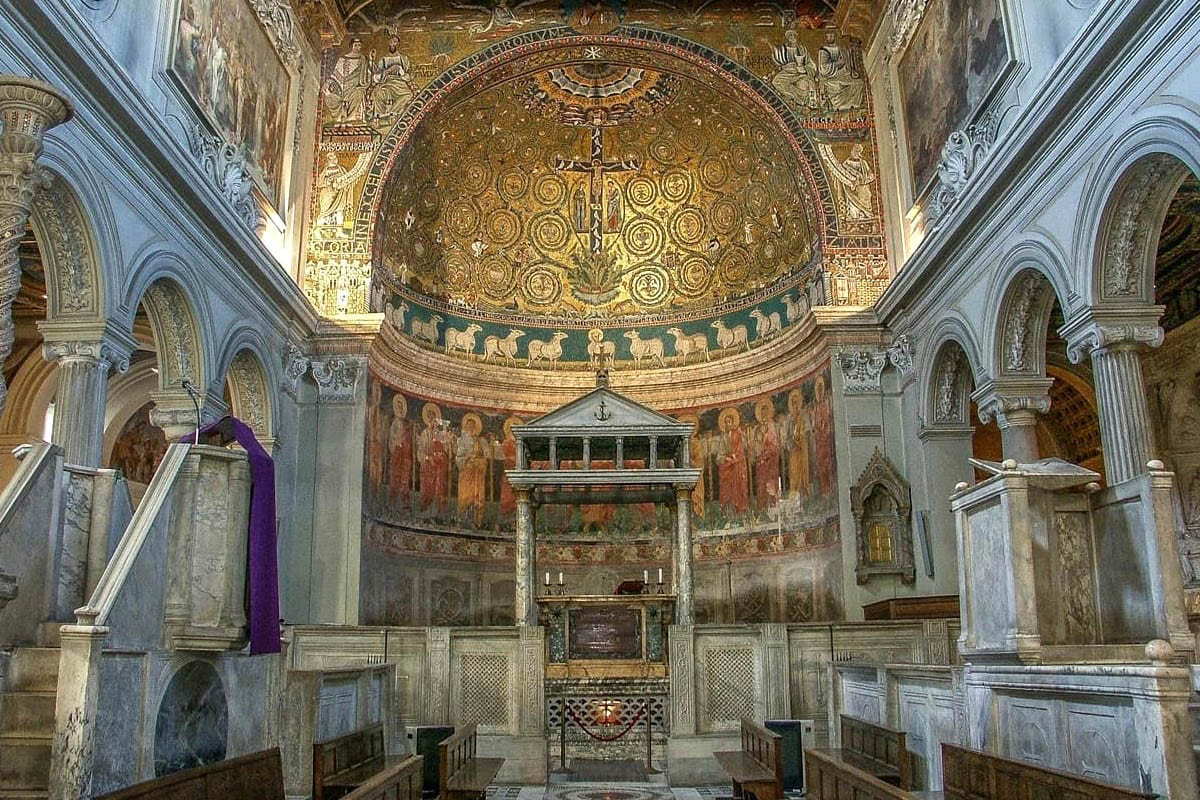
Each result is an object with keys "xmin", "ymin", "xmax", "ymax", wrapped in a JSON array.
[
  {"xmin": 1065, "ymin": 313, "xmax": 1163, "ymax": 485},
  {"xmin": 514, "ymin": 488, "xmax": 536, "ymax": 626},
  {"xmin": 972, "ymin": 378, "xmax": 1053, "ymax": 465},
  {"xmin": 39, "ymin": 325, "xmax": 135, "ymax": 466},
  {"xmin": 0, "ymin": 77, "xmax": 72, "ymax": 413},
  {"xmin": 674, "ymin": 484, "xmax": 694, "ymax": 625}
]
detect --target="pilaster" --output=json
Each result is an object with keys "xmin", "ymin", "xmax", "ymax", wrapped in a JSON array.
[
  {"xmin": 514, "ymin": 488, "xmax": 535, "ymax": 626},
  {"xmin": 47, "ymin": 623, "xmax": 107, "ymax": 800},
  {"xmin": 0, "ymin": 76, "xmax": 72, "ymax": 413},
  {"xmin": 674, "ymin": 484, "xmax": 694, "ymax": 625}
]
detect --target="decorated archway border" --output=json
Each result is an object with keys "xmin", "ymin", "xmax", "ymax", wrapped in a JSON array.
[{"xmin": 355, "ymin": 25, "xmax": 861, "ymax": 263}]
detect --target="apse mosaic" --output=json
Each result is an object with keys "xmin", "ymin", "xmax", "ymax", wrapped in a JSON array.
[
  {"xmin": 375, "ymin": 56, "xmax": 817, "ymax": 323},
  {"xmin": 305, "ymin": 1, "xmax": 886, "ymax": 320},
  {"xmin": 362, "ymin": 363, "xmax": 837, "ymax": 539}
]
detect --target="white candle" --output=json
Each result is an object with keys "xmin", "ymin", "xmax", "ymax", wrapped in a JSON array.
[
  {"xmin": 558, "ymin": 572, "xmax": 564, "ymax": 586},
  {"xmin": 658, "ymin": 568, "xmax": 663, "ymax": 584},
  {"xmin": 545, "ymin": 571, "xmax": 550, "ymax": 586},
  {"xmin": 643, "ymin": 569, "xmax": 649, "ymax": 583}
]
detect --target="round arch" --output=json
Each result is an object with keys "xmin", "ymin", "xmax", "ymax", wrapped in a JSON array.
[
  {"xmin": 220, "ymin": 344, "xmax": 275, "ymax": 442},
  {"xmin": 920, "ymin": 317, "xmax": 984, "ymax": 430},
  {"xmin": 130, "ymin": 276, "xmax": 208, "ymax": 393}
]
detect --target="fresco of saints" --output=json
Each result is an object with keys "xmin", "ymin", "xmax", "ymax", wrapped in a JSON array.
[
  {"xmin": 817, "ymin": 30, "xmax": 865, "ymax": 111},
  {"xmin": 388, "ymin": 394, "xmax": 413, "ymax": 511},
  {"xmin": 717, "ymin": 407, "xmax": 750, "ymax": 515},
  {"xmin": 771, "ymin": 29, "xmax": 819, "ymax": 110},
  {"xmin": 752, "ymin": 398, "xmax": 781, "ymax": 511},
  {"xmin": 810, "ymin": 374, "xmax": 835, "ymax": 496},
  {"xmin": 456, "ymin": 413, "xmax": 491, "ymax": 527},
  {"xmin": 366, "ymin": 383, "xmax": 387, "ymax": 506},
  {"xmin": 418, "ymin": 402, "xmax": 450, "ymax": 511},
  {"xmin": 325, "ymin": 38, "xmax": 370, "ymax": 122},
  {"xmin": 784, "ymin": 388, "xmax": 810, "ymax": 500},
  {"xmin": 497, "ymin": 416, "xmax": 523, "ymax": 517},
  {"xmin": 820, "ymin": 142, "xmax": 875, "ymax": 223},
  {"xmin": 370, "ymin": 36, "xmax": 415, "ymax": 120}
]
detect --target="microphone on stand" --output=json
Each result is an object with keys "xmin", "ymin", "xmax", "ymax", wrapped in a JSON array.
[{"xmin": 180, "ymin": 379, "xmax": 202, "ymax": 445}]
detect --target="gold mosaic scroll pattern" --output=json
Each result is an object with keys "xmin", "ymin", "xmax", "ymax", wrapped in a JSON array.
[{"xmin": 377, "ymin": 66, "xmax": 818, "ymax": 319}]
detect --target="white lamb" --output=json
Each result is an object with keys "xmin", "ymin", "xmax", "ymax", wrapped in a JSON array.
[
  {"xmin": 444, "ymin": 323, "xmax": 483, "ymax": 355},
  {"xmin": 711, "ymin": 319, "xmax": 750, "ymax": 352},
  {"xmin": 527, "ymin": 332, "xmax": 569, "ymax": 369},
  {"xmin": 666, "ymin": 327, "xmax": 711, "ymax": 363},
  {"xmin": 410, "ymin": 314, "xmax": 442, "ymax": 344},
  {"xmin": 750, "ymin": 309, "xmax": 783, "ymax": 339},
  {"xmin": 624, "ymin": 331, "xmax": 666, "ymax": 367},
  {"xmin": 484, "ymin": 329, "xmax": 524, "ymax": 364}
]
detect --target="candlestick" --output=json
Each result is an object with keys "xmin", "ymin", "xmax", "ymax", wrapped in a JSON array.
[
  {"xmin": 558, "ymin": 571, "xmax": 564, "ymax": 586},
  {"xmin": 643, "ymin": 569, "xmax": 648, "ymax": 583},
  {"xmin": 657, "ymin": 567, "xmax": 663, "ymax": 584},
  {"xmin": 545, "ymin": 571, "xmax": 550, "ymax": 586}
]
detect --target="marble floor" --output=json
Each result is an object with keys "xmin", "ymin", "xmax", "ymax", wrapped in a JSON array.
[{"xmin": 484, "ymin": 786, "xmax": 806, "ymax": 800}]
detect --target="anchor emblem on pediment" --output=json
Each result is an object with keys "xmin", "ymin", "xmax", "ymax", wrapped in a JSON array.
[{"xmin": 594, "ymin": 399, "xmax": 612, "ymax": 422}]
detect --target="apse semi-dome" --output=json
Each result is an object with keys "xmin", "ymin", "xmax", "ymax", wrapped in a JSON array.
[{"xmin": 371, "ymin": 41, "xmax": 823, "ymax": 368}]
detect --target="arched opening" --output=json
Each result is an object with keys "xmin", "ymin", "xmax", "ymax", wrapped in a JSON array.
[{"xmin": 223, "ymin": 348, "xmax": 273, "ymax": 445}]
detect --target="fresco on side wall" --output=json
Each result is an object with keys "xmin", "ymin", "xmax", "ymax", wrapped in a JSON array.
[
  {"xmin": 171, "ymin": 0, "xmax": 291, "ymax": 206},
  {"xmin": 109, "ymin": 402, "xmax": 168, "ymax": 485},
  {"xmin": 363, "ymin": 365, "xmax": 837, "ymax": 536},
  {"xmin": 897, "ymin": 0, "xmax": 1008, "ymax": 193}
]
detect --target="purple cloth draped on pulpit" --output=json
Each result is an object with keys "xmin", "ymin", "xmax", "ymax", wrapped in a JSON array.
[{"xmin": 180, "ymin": 417, "xmax": 280, "ymax": 654}]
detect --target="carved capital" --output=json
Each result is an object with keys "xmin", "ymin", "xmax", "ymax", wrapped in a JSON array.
[
  {"xmin": 39, "ymin": 322, "xmax": 138, "ymax": 374},
  {"xmin": 0, "ymin": 76, "xmax": 73, "ymax": 158},
  {"xmin": 972, "ymin": 378, "xmax": 1054, "ymax": 425},
  {"xmin": 183, "ymin": 122, "xmax": 263, "ymax": 230},
  {"xmin": 311, "ymin": 355, "xmax": 363, "ymax": 403},
  {"xmin": 281, "ymin": 342, "xmax": 310, "ymax": 397},
  {"xmin": 927, "ymin": 115, "xmax": 998, "ymax": 224},
  {"xmin": 886, "ymin": 334, "xmax": 915, "ymax": 375},
  {"xmin": 837, "ymin": 349, "xmax": 888, "ymax": 394},
  {"xmin": 1061, "ymin": 308, "xmax": 1164, "ymax": 363}
]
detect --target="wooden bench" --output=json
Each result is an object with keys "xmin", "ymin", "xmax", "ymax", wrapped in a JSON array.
[
  {"xmin": 437, "ymin": 723, "xmax": 505, "ymax": 800},
  {"xmin": 95, "ymin": 748, "xmax": 284, "ymax": 799},
  {"xmin": 805, "ymin": 747, "xmax": 912, "ymax": 800},
  {"xmin": 314, "ymin": 722, "xmax": 407, "ymax": 800},
  {"xmin": 713, "ymin": 718, "xmax": 784, "ymax": 800},
  {"xmin": 930, "ymin": 742, "xmax": 1158, "ymax": 799},
  {"xmin": 340, "ymin": 755, "xmax": 423, "ymax": 800},
  {"xmin": 813, "ymin": 714, "xmax": 913, "ymax": 789}
]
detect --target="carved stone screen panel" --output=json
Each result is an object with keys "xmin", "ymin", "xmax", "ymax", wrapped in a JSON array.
[
  {"xmin": 457, "ymin": 652, "xmax": 511, "ymax": 730},
  {"xmin": 700, "ymin": 647, "xmax": 757, "ymax": 731}
]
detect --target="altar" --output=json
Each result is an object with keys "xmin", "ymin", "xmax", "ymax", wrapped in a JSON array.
[{"xmin": 537, "ymin": 593, "xmax": 676, "ymax": 679}]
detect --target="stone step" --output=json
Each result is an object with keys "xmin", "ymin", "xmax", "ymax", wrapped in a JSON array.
[
  {"xmin": 0, "ymin": 736, "xmax": 51, "ymax": 791},
  {"xmin": 6, "ymin": 650, "xmax": 58, "ymax": 694},
  {"xmin": 0, "ymin": 791, "xmax": 48, "ymax": 800},
  {"xmin": 0, "ymin": 693, "xmax": 55, "ymax": 737}
]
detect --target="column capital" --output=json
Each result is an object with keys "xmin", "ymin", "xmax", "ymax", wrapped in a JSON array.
[
  {"xmin": 150, "ymin": 388, "xmax": 229, "ymax": 440},
  {"xmin": 38, "ymin": 321, "xmax": 137, "ymax": 373},
  {"xmin": 311, "ymin": 355, "xmax": 364, "ymax": 404},
  {"xmin": 1061, "ymin": 307, "xmax": 1164, "ymax": 364},
  {"xmin": 971, "ymin": 377, "xmax": 1053, "ymax": 425},
  {"xmin": 0, "ymin": 77, "xmax": 73, "ymax": 154}
]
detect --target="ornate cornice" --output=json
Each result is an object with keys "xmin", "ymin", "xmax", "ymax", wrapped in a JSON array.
[
  {"xmin": 281, "ymin": 342, "xmax": 310, "ymax": 398},
  {"xmin": 183, "ymin": 122, "xmax": 263, "ymax": 231},
  {"xmin": 837, "ymin": 349, "xmax": 888, "ymax": 394},
  {"xmin": 927, "ymin": 115, "xmax": 998, "ymax": 225}
]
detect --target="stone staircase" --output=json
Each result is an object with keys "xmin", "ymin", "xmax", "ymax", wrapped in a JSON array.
[{"xmin": 0, "ymin": 641, "xmax": 60, "ymax": 800}]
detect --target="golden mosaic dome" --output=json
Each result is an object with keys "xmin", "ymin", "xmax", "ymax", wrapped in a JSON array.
[{"xmin": 374, "ymin": 44, "xmax": 819, "ymax": 324}]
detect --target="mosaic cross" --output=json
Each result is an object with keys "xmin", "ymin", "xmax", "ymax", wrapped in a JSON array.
[{"xmin": 554, "ymin": 124, "xmax": 641, "ymax": 255}]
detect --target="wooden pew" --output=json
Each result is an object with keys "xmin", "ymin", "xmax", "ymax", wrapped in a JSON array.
[
  {"xmin": 340, "ymin": 755, "xmax": 423, "ymax": 800},
  {"xmin": 713, "ymin": 718, "xmax": 784, "ymax": 800},
  {"xmin": 95, "ymin": 748, "xmax": 284, "ymax": 799},
  {"xmin": 805, "ymin": 747, "xmax": 912, "ymax": 800},
  {"xmin": 936, "ymin": 743, "xmax": 1157, "ymax": 799},
  {"xmin": 437, "ymin": 723, "xmax": 505, "ymax": 800},
  {"xmin": 818, "ymin": 714, "xmax": 913, "ymax": 788},
  {"xmin": 314, "ymin": 722, "xmax": 406, "ymax": 800}
]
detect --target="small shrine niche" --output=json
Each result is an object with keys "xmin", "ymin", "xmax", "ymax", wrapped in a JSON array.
[{"xmin": 850, "ymin": 449, "xmax": 915, "ymax": 585}]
